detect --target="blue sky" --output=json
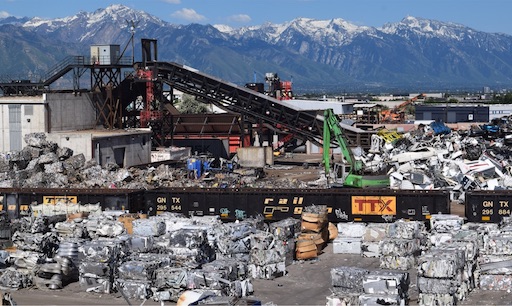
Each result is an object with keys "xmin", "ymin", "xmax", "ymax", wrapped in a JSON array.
[{"xmin": 2, "ymin": 0, "xmax": 512, "ymax": 34}]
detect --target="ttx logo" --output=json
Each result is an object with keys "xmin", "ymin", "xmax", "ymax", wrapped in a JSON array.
[{"xmin": 351, "ymin": 196, "xmax": 397, "ymax": 215}]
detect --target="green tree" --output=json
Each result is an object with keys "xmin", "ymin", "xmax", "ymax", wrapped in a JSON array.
[{"xmin": 177, "ymin": 94, "xmax": 210, "ymax": 114}]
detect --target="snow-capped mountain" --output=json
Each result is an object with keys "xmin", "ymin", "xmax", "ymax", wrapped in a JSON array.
[{"xmin": 2, "ymin": 4, "xmax": 512, "ymax": 92}]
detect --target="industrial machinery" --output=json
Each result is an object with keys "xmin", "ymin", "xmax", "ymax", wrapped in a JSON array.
[
  {"xmin": 381, "ymin": 93, "xmax": 426, "ymax": 123},
  {"xmin": 323, "ymin": 109, "xmax": 389, "ymax": 188}
]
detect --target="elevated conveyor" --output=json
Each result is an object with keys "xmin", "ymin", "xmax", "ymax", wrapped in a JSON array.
[{"xmin": 145, "ymin": 61, "xmax": 375, "ymax": 148}]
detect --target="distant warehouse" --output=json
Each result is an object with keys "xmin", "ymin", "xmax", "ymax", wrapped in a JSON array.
[{"xmin": 415, "ymin": 105, "xmax": 489, "ymax": 123}]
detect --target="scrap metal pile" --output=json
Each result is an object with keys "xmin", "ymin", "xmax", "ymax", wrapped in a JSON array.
[
  {"xmin": 0, "ymin": 210, "xmax": 307, "ymax": 302},
  {"xmin": 327, "ymin": 214, "xmax": 512, "ymax": 306},
  {"xmin": 0, "ymin": 133, "xmax": 311, "ymax": 190},
  {"xmin": 362, "ymin": 120, "xmax": 512, "ymax": 199}
]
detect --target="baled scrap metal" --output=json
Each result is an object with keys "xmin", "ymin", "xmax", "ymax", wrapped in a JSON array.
[
  {"xmin": 269, "ymin": 217, "xmax": 301, "ymax": 240},
  {"xmin": 361, "ymin": 241, "xmax": 380, "ymax": 258},
  {"xmin": 417, "ymin": 248, "xmax": 465, "ymax": 279},
  {"xmin": 462, "ymin": 222, "xmax": 499, "ymax": 250},
  {"xmin": 379, "ymin": 239, "xmax": 421, "ymax": 257},
  {"xmin": 417, "ymin": 275, "xmax": 466, "ymax": 296},
  {"xmin": 9, "ymin": 250, "xmax": 45, "ymax": 269},
  {"xmin": 116, "ymin": 278, "xmax": 152, "ymax": 300},
  {"xmin": 337, "ymin": 222, "xmax": 367, "ymax": 238},
  {"xmin": 127, "ymin": 252, "xmax": 172, "ymax": 267},
  {"xmin": 479, "ymin": 255, "xmax": 512, "ymax": 274},
  {"xmin": 330, "ymin": 266, "xmax": 369, "ymax": 292},
  {"xmin": 247, "ymin": 261, "xmax": 286, "ymax": 279},
  {"xmin": 0, "ymin": 267, "xmax": 32, "ymax": 289},
  {"xmin": 166, "ymin": 246, "xmax": 212, "ymax": 268},
  {"xmin": 79, "ymin": 274, "xmax": 113, "ymax": 294},
  {"xmin": 216, "ymin": 236, "xmax": 251, "ymax": 256},
  {"xmin": 79, "ymin": 261, "xmax": 114, "ymax": 277},
  {"xmin": 153, "ymin": 267, "xmax": 188, "ymax": 290},
  {"xmin": 84, "ymin": 217, "xmax": 125, "ymax": 239},
  {"xmin": 358, "ymin": 294, "xmax": 404, "ymax": 306},
  {"xmin": 121, "ymin": 234, "xmax": 155, "ymax": 253},
  {"xmin": 53, "ymin": 220, "xmax": 88, "ymax": 239},
  {"xmin": 132, "ymin": 218, "xmax": 166, "ymax": 237},
  {"xmin": 362, "ymin": 270, "xmax": 409, "ymax": 300},
  {"xmin": 332, "ymin": 237, "xmax": 362, "ymax": 255},
  {"xmin": 379, "ymin": 255, "xmax": 417, "ymax": 271},
  {"xmin": 429, "ymin": 232, "xmax": 453, "ymax": 247},
  {"xmin": 11, "ymin": 231, "xmax": 59, "ymax": 254},
  {"xmin": 387, "ymin": 220, "xmax": 425, "ymax": 240},
  {"xmin": 117, "ymin": 260, "xmax": 160, "ymax": 281},
  {"xmin": 188, "ymin": 270, "xmax": 230, "ymax": 291},
  {"xmin": 363, "ymin": 223, "xmax": 389, "ymax": 241},
  {"xmin": 249, "ymin": 230, "xmax": 275, "ymax": 251},
  {"xmin": 479, "ymin": 274, "xmax": 512, "ymax": 290},
  {"xmin": 78, "ymin": 240, "xmax": 122, "ymax": 263},
  {"xmin": 485, "ymin": 234, "xmax": 512, "ymax": 255},
  {"xmin": 429, "ymin": 214, "xmax": 464, "ymax": 233},
  {"xmin": 168, "ymin": 228, "xmax": 209, "ymax": 249},
  {"xmin": 418, "ymin": 293, "xmax": 456, "ymax": 306},
  {"xmin": 326, "ymin": 292, "xmax": 361, "ymax": 306},
  {"xmin": 151, "ymin": 288, "xmax": 184, "ymax": 302},
  {"xmin": 202, "ymin": 259, "xmax": 248, "ymax": 281}
]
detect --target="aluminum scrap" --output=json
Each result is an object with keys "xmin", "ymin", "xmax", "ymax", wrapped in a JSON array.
[
  {"xmin": 330, "ymin": 266, "xmax": 369, "ymax": 293},
  {"xmin": 417, "ymin": 248, "xmax": 466, "ymax": 279},
  {"xmin": 132, "ymin": 218, "xmax": 166, "ymax": 236}
]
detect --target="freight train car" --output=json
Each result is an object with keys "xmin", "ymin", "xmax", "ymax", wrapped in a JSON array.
[
  {"xmin": 465, "ymin": 190, "xmax": 512, "ymax": 223},
  {"xmin": 0, "ymin": 188, "xmax": 145, "ymax": 219},
  {"xmin": 144, "ymin": 188, "xmax": 450, "ymax": 223}
]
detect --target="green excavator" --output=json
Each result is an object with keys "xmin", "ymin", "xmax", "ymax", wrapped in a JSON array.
[{"xmin": 322, "ymin": 108, "xmax": 389, "ymax": 188}]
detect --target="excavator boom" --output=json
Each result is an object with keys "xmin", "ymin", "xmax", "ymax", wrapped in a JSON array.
[{"xmin": 323, "ymin": 109, "xmax": 389, "ymax": 188}]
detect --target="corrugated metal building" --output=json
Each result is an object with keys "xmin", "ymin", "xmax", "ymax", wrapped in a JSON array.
[{"xmin": 415, "ymin": 105, "xmax": 489, "ymax": 123}]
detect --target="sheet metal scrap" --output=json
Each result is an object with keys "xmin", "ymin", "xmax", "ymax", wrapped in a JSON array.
[
  {"xmin": 269, "ymin": 217, "xmax": 301, "ymax": 241},
  {"xmin": 330, "ymin": 266, "xmax": 369, "ymax": 293},
  {"xmin": 0, "ymin": 267, "xmax": 32, "ymax": 289},
  {"xmin": 362, "ymin": 270, "xmax": 409, "ymax": 300},
  {"xmin": 429, "ymin": 214, "xmax": 464, "ymax": 233},
  {"xmin": 132, "ymin": 218, "xmax": 166, "ymax": 237},
  {"xmin": 11, "ymin": 231, "xmax": 59, "ymax": 254}
]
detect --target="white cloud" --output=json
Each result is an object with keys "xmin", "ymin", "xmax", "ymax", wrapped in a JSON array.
[
  {"xmin": 171, "ymin": 8, "xmax": 206, "ymax": 22},
  {"xmin": 0, "ymin": 11, "xmax": 10, "ymax": 18},
  {"xmin": 162, "ymin": 0, "xmax": 181, "ymax": 4},
  {"xmin": 227, "ymin": 14, "xmax": 251, "ymax": 23}
]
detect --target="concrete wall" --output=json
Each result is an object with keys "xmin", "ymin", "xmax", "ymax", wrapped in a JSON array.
[
  {"xmin": 0, "ymin": 96, "xmax": 47, "ymax": 152},
  {"xmin": 237, "ymin": 146, "xmax": 273, "ymax": 168},
  {"xmin": 93, "ymin": 132, "xmax": 152, "ymax": 167},
  {"xmin": 46, "ymin": 93, "xmax": 96, "ymax": 131}
]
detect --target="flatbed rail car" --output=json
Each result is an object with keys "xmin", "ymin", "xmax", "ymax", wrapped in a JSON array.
[
  {"xmin": 466, "ymin": 190, "xmax": 512, "ymax": 223},
  {"xmin": 0, "ymin": 188, "xmax": 145, "ymax": 219},
  {"xmin": 144, "ymin": 188, "xmax": 450, "ymax": 223}
]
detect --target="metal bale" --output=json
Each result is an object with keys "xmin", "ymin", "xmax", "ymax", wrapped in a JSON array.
[
  {"xmin": 117, "ymin": 260, "xmax": 160, "ymax": 281},
  {"xmin": 418, "ymin": 248, "xmax": 465, "ymax": 279},
  {"xmin": 330, "ymin": 266, "xmax": 369, "ymax": 293},
  {"xmin": 362, "ymin": 270, "xmax": 409, "ymax": 300},
  {"xmin": 429, "ymin": 214, "xmax": 464, "ymax": 233},
  {"xmin": 418, "ymin": 293, "xmax": 457, "ymax": 306},
  {"xmin": 132, "ymin": 218, "xmax": 166, "ymax": 236},
  {"xmin": 358, "ymin": 294, "xmax": 403, "ymax": 306},
  {"xmin": 116, "ymin": 278, "xmax": 152, "ymax": 300},
  {"xmin": 269, "ymin": 217, "xmax": 301, "ymax": 241},
  {"xmin": 479, "ymin": 274, "xmax": 512, "ymax": 291},
  {"xmin": 337, "ymin": 222, "xmax": 367, "ymax": 238},
  {"xmin": 332, "ymin": 237, "xmax": 362, "ymax": 255}
]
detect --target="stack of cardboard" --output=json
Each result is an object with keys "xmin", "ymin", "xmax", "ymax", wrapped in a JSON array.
[{"xmin": 295, "ymin": 205, "xmax": 329, "ymax": 260}]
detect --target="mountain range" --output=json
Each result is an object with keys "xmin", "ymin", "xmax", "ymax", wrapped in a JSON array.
[{"xmin": 2, "ymin": 4, "xmax": 512, "ymax": 93}]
